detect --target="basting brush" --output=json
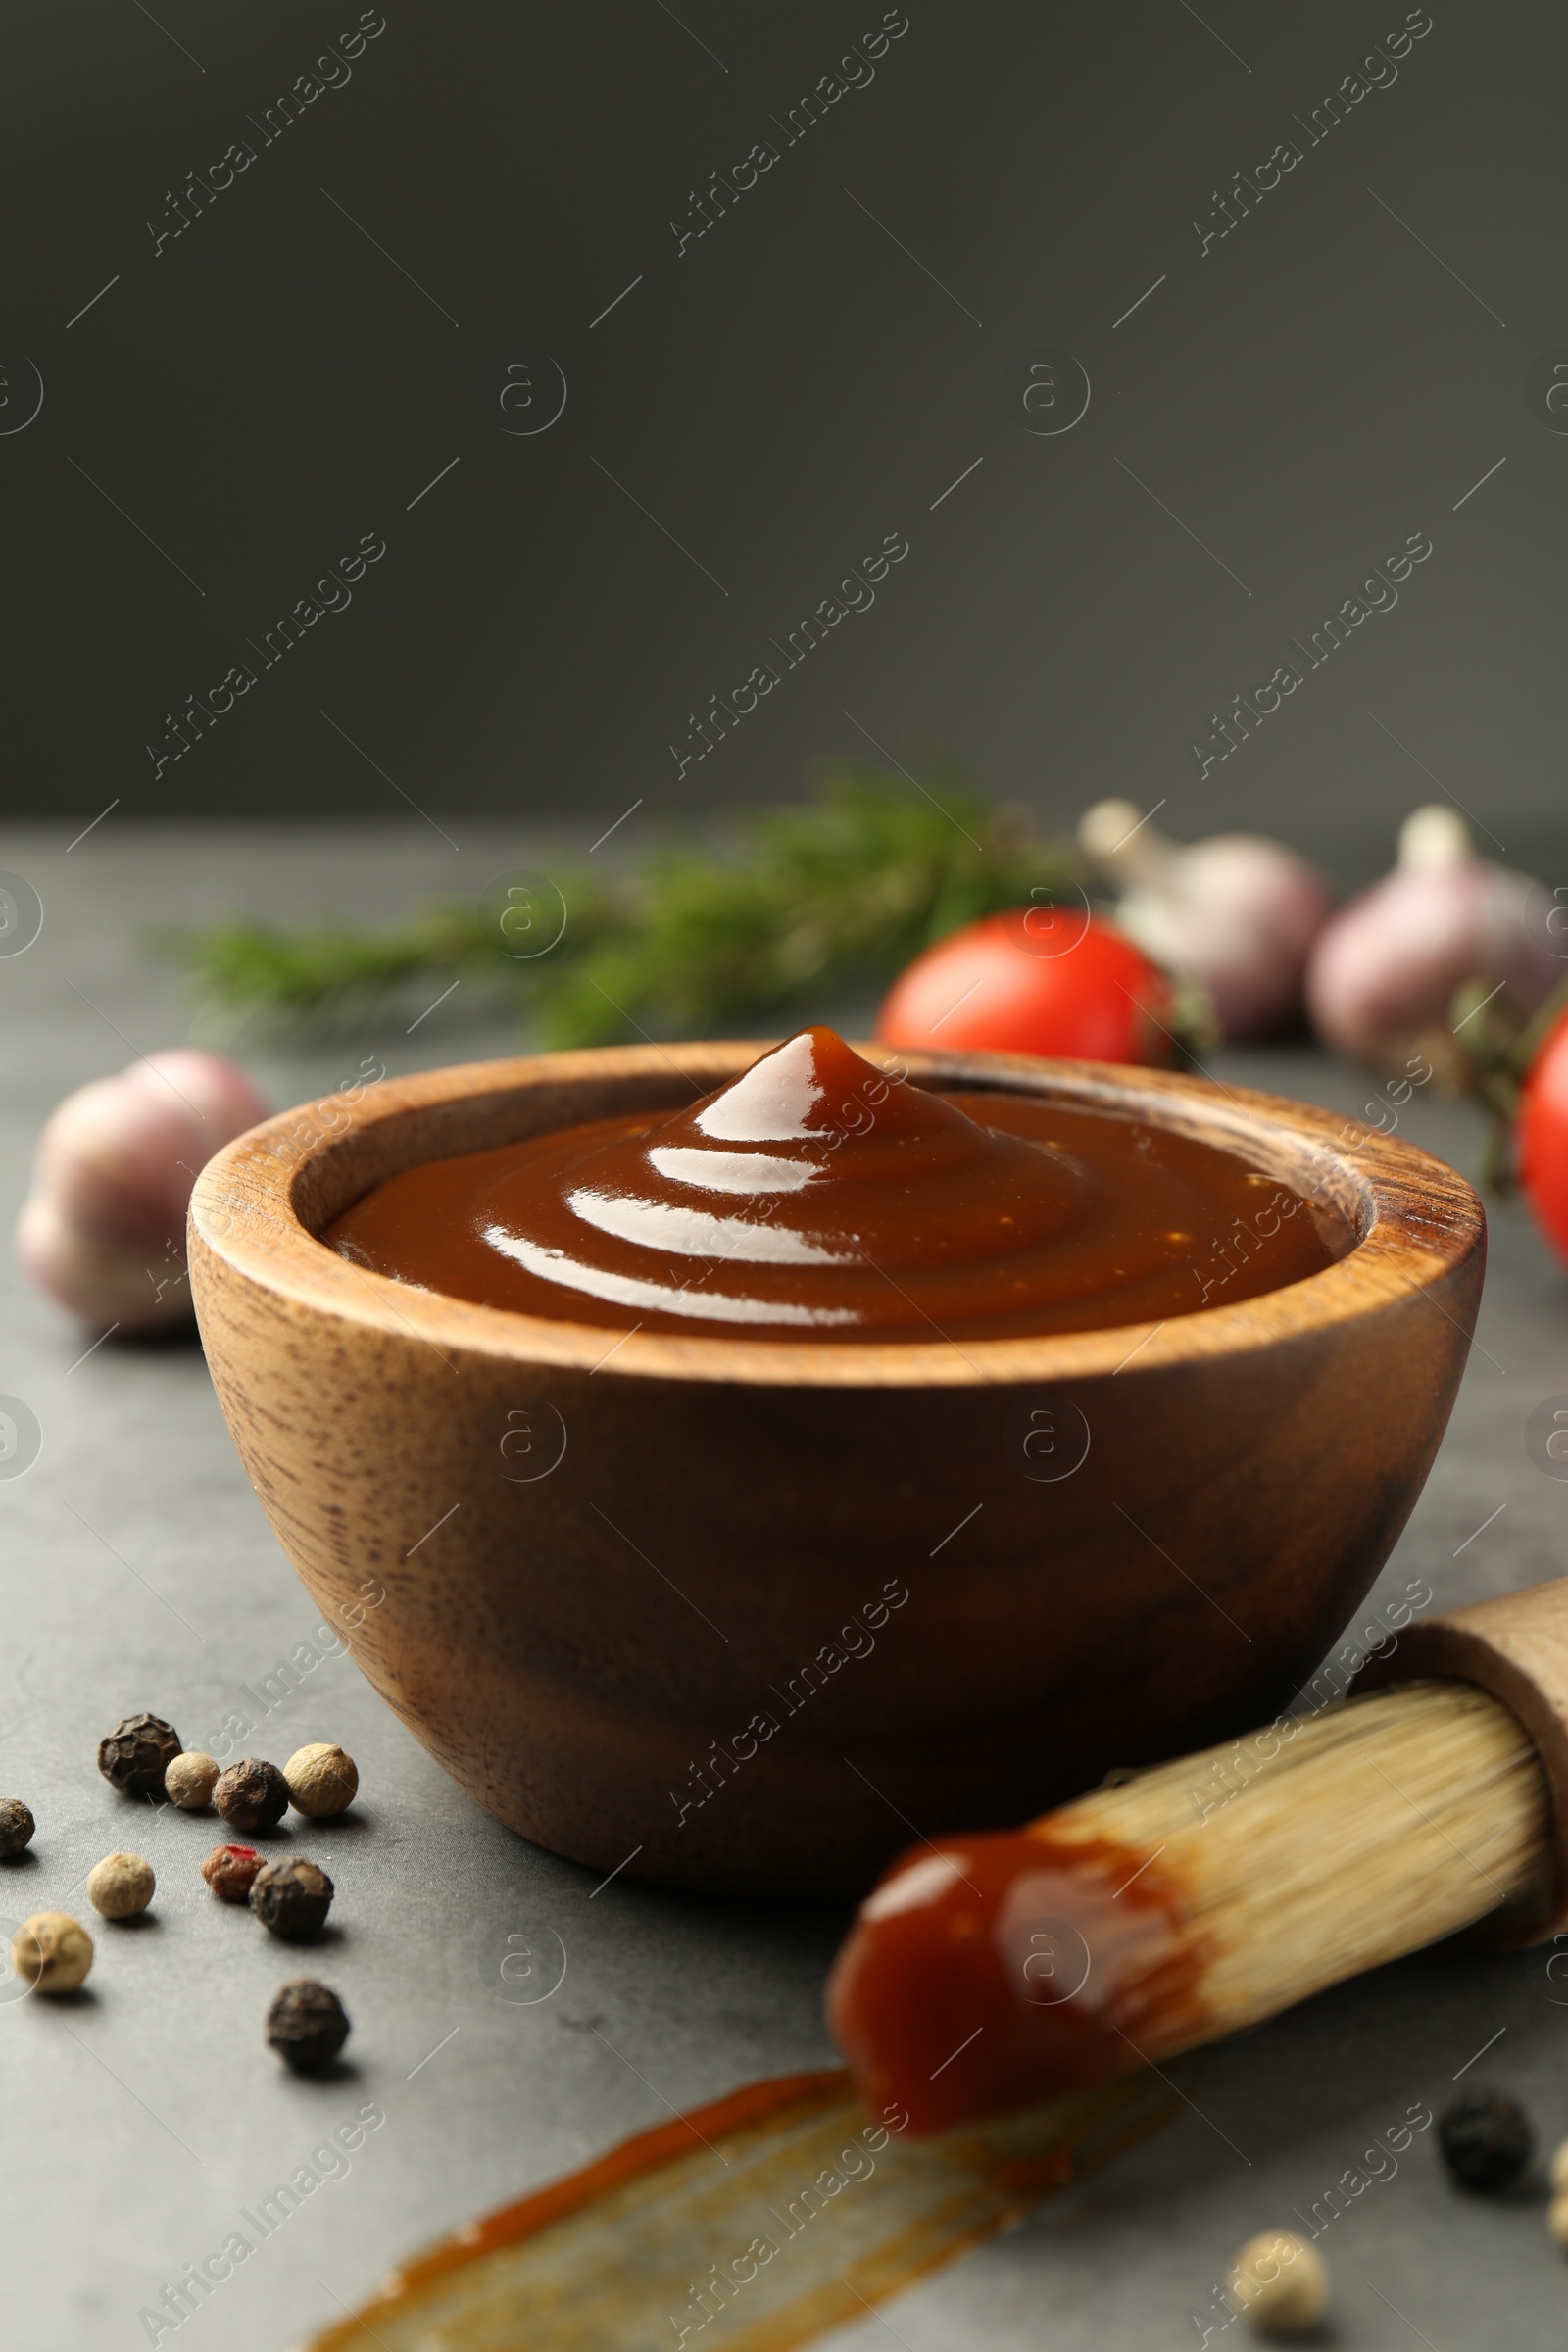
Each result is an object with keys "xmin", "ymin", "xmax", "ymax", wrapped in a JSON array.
[
  {"xmin": 303, "ymin": 1582, "xmax": 1568, "ymax": 2352},
  {"xmin": 828, "ymin": 1578, "xmax": 1568, "ymax": 2133}
]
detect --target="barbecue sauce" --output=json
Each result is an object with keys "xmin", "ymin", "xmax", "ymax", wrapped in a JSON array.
[
  {"xmin": 325, "ymin": 1027, "xmax": 1350, "ymax": 1341},
  {"xmin": 825, "ymin": 1828, "xmax": 1207, "ymax": 2134}
]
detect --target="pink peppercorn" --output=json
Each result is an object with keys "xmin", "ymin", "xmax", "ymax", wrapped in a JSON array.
[{"xmin": 202, "ymin": 1843, "xmax": 263, "ymax": 1901}]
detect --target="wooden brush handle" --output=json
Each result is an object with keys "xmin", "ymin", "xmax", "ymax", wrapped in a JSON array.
[{"xmin": 1356, "ymin": 1574, "xmax": 1568, "ymax": 1941}]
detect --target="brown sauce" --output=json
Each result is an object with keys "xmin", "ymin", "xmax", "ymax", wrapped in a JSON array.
[
  {"xmin": 391, "ymin": 2070, "xmax": 849, "ymax": 2289},
  {"xmin": 301, "ymin": 2058, "xmax": 1182, "ymax": 2348},
  {"xmin": 325, "ymin": 1027, "xmax": 1352, "ymax": 1342},
  {"xmin": 825, "ymin": 1828, "xmax": 1206, "ymax": 2134}
]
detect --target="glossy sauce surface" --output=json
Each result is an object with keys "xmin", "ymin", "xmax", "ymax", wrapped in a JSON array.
[
  {"xmin": 826, "ymin": 1827, "xmax": 1205, "ymax": 2134},
  {"xmin": 325, "ymin": 1027, "xmax": 1352, "ymax": 1342}
]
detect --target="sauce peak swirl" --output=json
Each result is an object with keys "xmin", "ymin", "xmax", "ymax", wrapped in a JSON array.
[{"xmin": 325, "ymin": 1027, "xmax": 1351, "ymax": 1341}]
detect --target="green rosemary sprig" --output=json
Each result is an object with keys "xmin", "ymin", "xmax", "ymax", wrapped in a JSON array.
[{"xmin": 164, "ymin": 763, "xmax": 1081, "ymax": 1049}]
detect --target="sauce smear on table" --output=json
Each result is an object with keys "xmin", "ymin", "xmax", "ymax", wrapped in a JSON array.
[
  {"xmin": 326, "ymin": 1027, "xmax": 1351, "ymax": 1341},
  {"xmin": 302, "ymin": 2061, "xmax": 1182, "ymax": 2350}
]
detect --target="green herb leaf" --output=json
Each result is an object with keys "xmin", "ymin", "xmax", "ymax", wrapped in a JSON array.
[{"xmin": 163, "ymin": 763, "xmax": 1081, "ymax": 1048}]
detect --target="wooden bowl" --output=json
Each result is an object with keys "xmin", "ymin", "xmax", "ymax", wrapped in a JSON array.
[{"xmin": 189, "ymin": 1046, "xmax": 1484, "ymax": 1899}]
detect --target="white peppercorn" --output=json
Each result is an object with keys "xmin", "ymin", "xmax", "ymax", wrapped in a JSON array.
[
  {"xmin": 283, "ymin": 1743, "xmax": 359, "ymax": 1820},
  {"xmin": 165, "ymin": 1751, "xmax": 220, "ymax": 1810},
  {"xmin": 87, "ymin": 1852, "xmax": 155, "ymax": 1920},
  {"xmin": 1226, "ymin": 2231, "xmax": 1329, "ymax": 2337},
  {"xmin": 1549, "ymin": 2135, "xmax": 1568, "ymax": 2196},
  {"xmin": 13, "ymin": 1911, "xmax": 93, "ymax": 1994},
  {"xmin": 1548, "ymin": 2192, "xmax": 1568, "ymax": 2251}
]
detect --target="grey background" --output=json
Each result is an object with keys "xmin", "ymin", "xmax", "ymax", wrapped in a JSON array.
[
  {"xmin": 3, "ymin": 831, "xmax": 1568, "ymax": 2349},
  {"xmin": 0, "ymin": 1, "xmax": 1564, "ymax": 887}
]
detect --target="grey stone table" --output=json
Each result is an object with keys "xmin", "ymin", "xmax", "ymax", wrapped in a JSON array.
[{"xmin": 2, "ymin": 824, "xmax": 1565, "ymax": 2350}]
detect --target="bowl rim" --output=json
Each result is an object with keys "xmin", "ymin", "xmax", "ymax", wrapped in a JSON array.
[{"xmin": 188, "ymin": 1043, "xmax": 1486, "ymax": 1390}]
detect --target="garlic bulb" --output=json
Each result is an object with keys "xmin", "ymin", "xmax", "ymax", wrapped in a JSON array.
[
  {"xmin": 15, "ymin": 1051, "xmax": 267, "ymax": 1332},
  {"xmin": 1304, "ymin": 807, "xmax": 1560, "ymax": 1070},
  {"xmin": 1078, "ymin": 802, "xmax": 1332, "ymax": 1039}
]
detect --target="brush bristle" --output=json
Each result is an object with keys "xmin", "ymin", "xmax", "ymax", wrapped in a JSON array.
[{"xmin": 1056, "ymin": 1677, "xmax": 1550, "ymax": 2059}]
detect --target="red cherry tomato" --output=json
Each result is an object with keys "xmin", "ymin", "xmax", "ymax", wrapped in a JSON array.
[
  {"xmin": 874, "ymin": 909, "xmax": 1174, "ymax": 1064},
  {"xmin": 1517, "ymin": 1005, "xmax": 1568, "ymax": 1264}
]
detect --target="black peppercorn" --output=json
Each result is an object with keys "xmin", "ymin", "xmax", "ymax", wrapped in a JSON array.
[
  {"xmin": 267, "ymin": 1977, "xmax": 350, "ymax": 2073},
  {"xmin": 213, "ymin": 1757, "xmax": 289, "ymax": 1834},
  {"xmin": 250, "ymin": 1857, "xmax": 334, "ymax": 1939},
  {"xmin": 1438, "ymin": 2086, "xmax": 1533, "ymax": 2190},
  {"xmin": 0, "ymin": 1799, "xmax": 34, "ymax": 1857},
  {"xmin": 97, "ymin": 1713, "xmax": 182, "ymax": 1798}
]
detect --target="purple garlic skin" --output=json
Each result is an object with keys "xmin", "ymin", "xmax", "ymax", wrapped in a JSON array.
[
  {"xmin": 1305, "ymin": 808, "xmax": 1560, "ymax": 1070},
  {"xmin": 1079, "ymin": 802, "xmax": 1333, "ymax": 1039},
  {"xmin": 14, "ymin": 1050, "xmax": 267, "ymax": 1332}
]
